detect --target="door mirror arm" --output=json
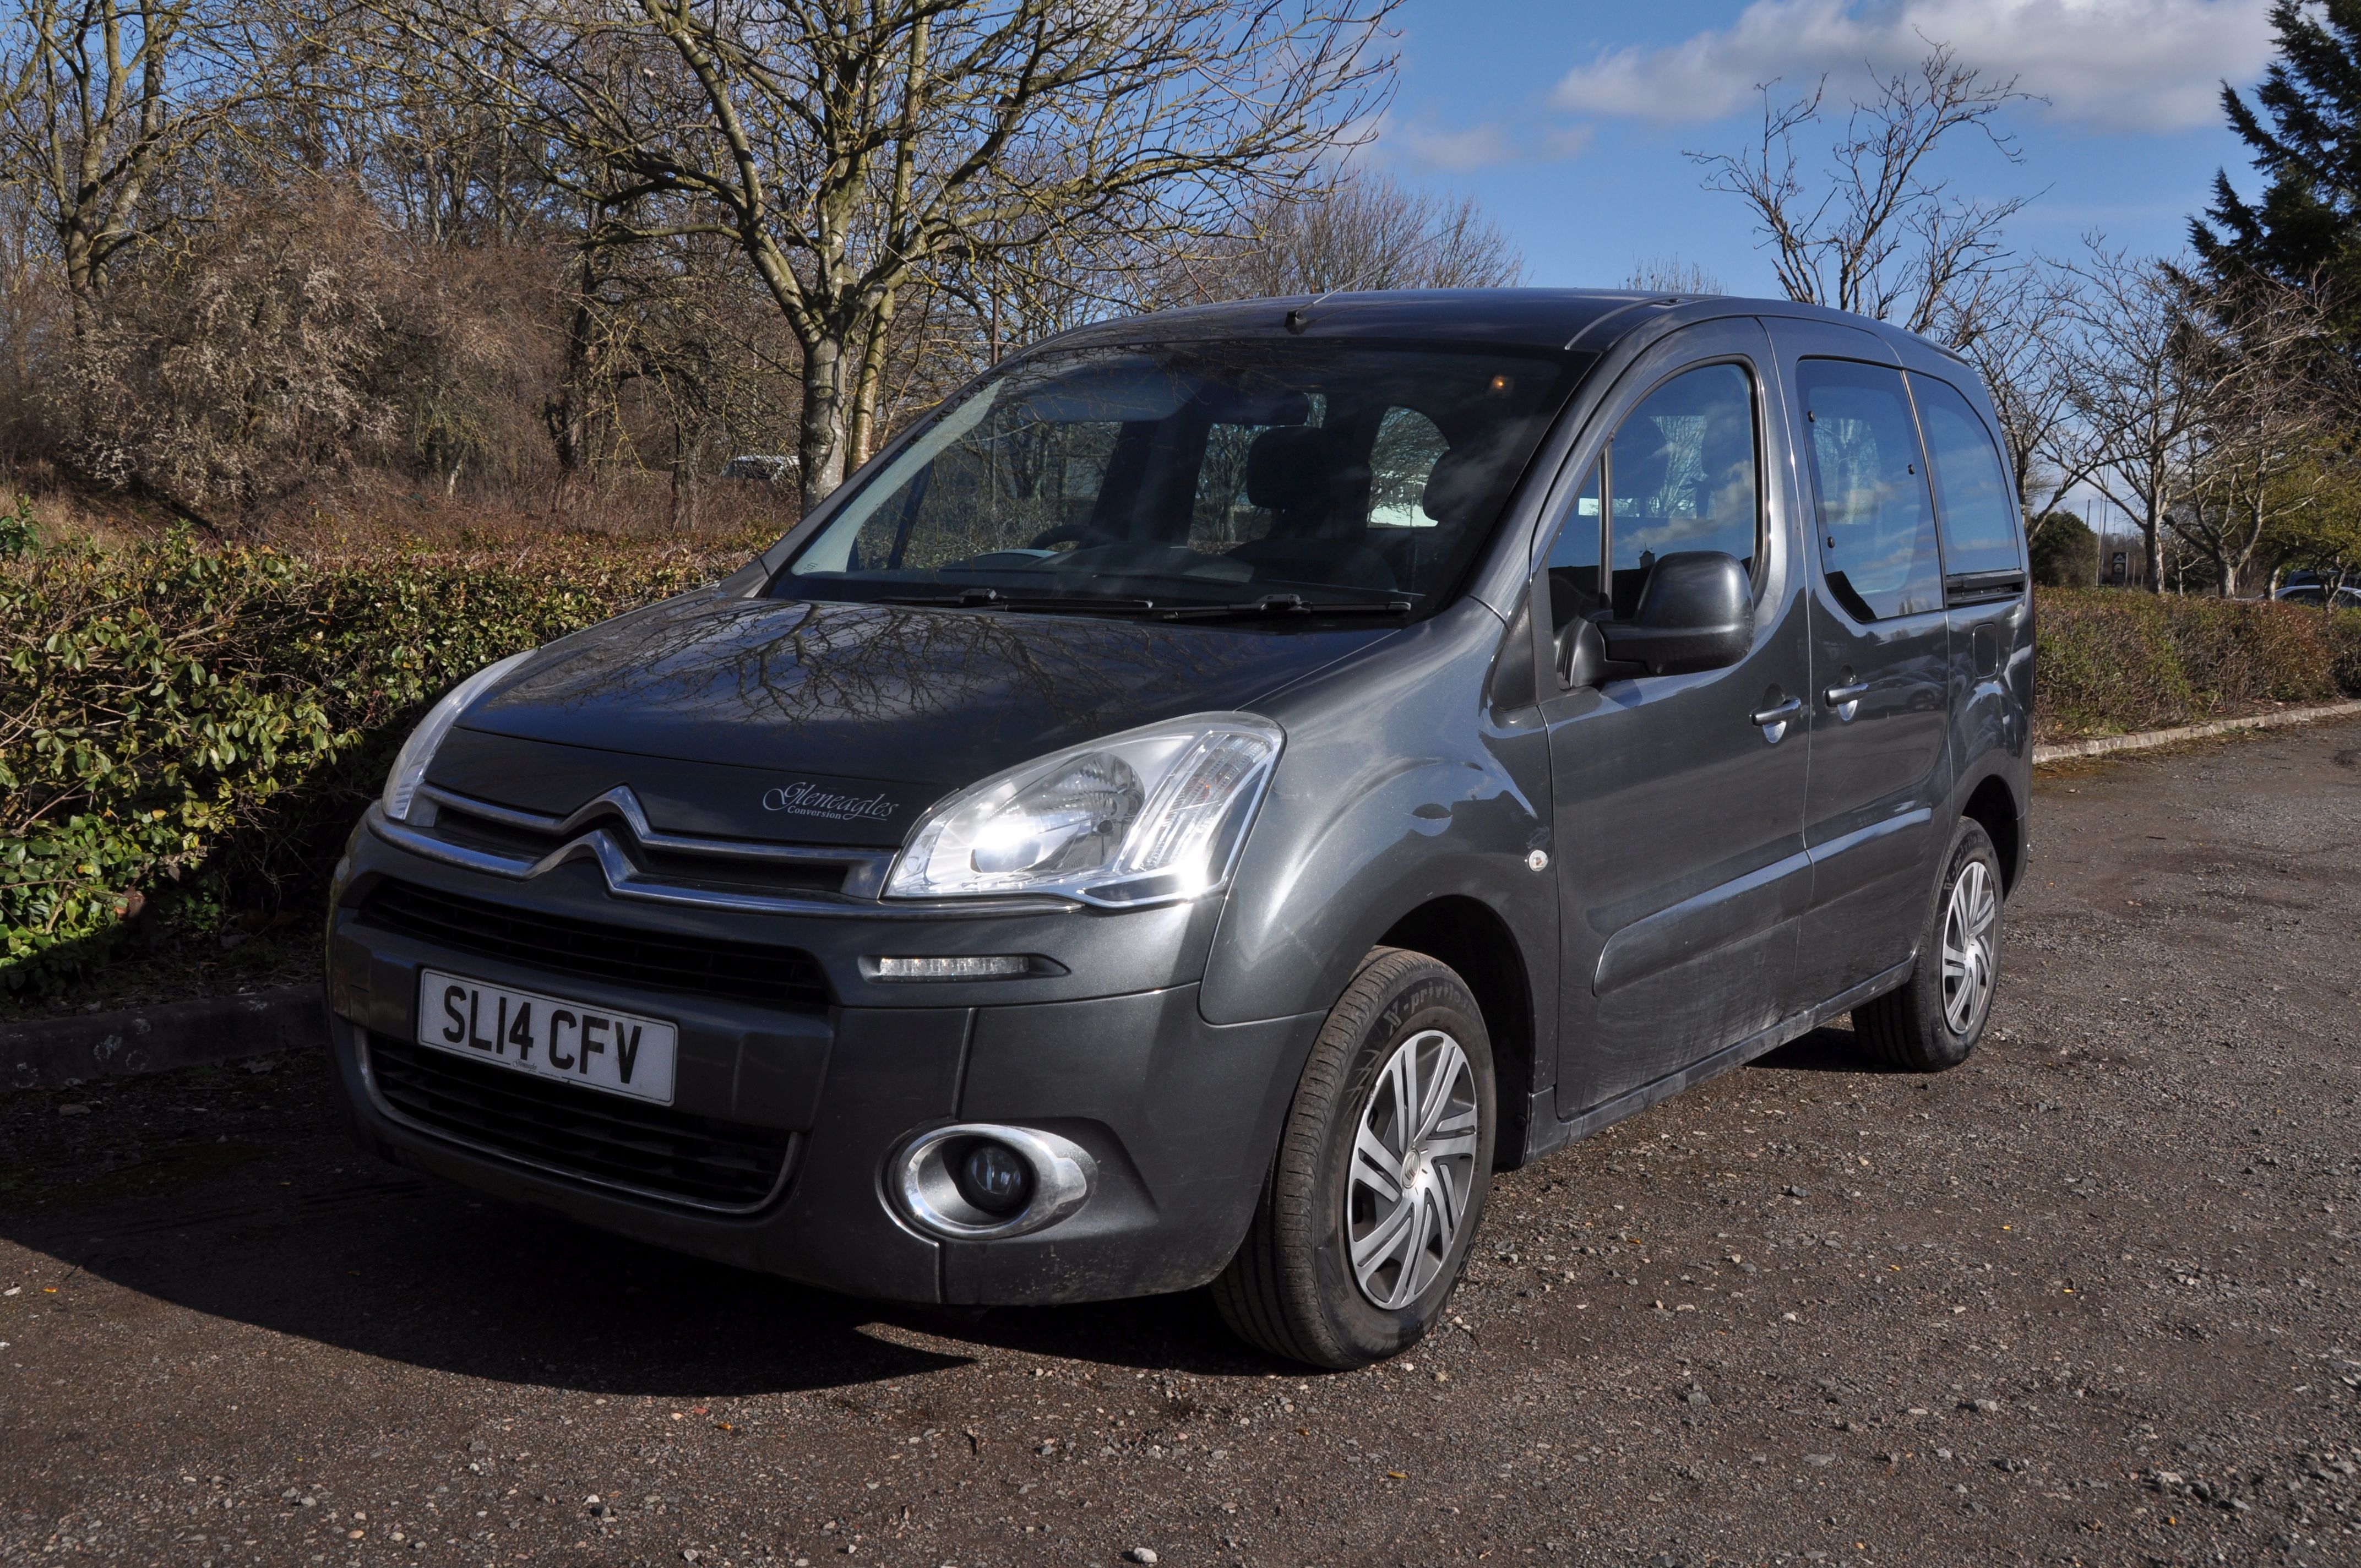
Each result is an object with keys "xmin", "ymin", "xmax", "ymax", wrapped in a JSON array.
[
  {"xmin": 1597, "ymin": 551, "xmax": 1754, "ymax": 677},
  {"xmin": 1555, "ymin": 617, "xmax": 1649, "ymax": 690}
]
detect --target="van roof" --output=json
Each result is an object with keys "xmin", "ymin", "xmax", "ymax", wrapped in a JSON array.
[{"xmin": 1042, "ymin": 287, "xmax": 1919, "ymax": 356}]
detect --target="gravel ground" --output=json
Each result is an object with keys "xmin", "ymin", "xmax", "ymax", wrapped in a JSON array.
[{"xmin": 4, "ymin": 720, "xmax": 2359, "ymax": 1568}]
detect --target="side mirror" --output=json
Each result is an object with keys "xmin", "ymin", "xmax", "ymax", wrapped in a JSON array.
[
  {"xmin": 1554, "ymin": 616, "xmax": 1606, "ymax": 690},
  {"xmin": 1601, "ymin": 551, "xmax": 1754, "ymax": 676}
]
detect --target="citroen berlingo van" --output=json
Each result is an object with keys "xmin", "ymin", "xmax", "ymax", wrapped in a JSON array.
[{"xmin": 325, "ymin": 290, "xmax": 2032, "ymax": 1368}]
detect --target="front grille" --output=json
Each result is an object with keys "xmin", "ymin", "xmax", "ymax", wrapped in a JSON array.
[
  {"xmin": 368, "ymin": 1033, "xmax": 795, "ymax": 1210},
  {"xmin": 427, "ymin": 808, "xmax": 849, "ymax": 896},
  {"xmin": 356, "ymin": 880, "xmax": 830, "ymax": 1010}
]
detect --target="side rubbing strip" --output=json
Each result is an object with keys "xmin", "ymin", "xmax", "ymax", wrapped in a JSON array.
[
  {"xmin": 1593, "ymin": 850, "xmax": 1813, "ymax": 997},
  {"xmin": 1804, "ymin": 807, "xmax": 1934, "ymax": 906}
]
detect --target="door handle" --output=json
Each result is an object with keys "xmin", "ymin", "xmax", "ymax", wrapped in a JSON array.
[
  {"xmin": 1824, "ymin": 680, "xmax": 1869, "ymax": 722},
  {"xmin": 1749, "ymin": 694, "xmax": 1802, "ymax": 743}
]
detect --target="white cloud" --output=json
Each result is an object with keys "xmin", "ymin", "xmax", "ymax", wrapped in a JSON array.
[
  {"xmin": 1383, "ymin": 118, "xmax": 1594, "ymax": 173},
  {"xmin": 1552, "ymin": 0, "xmax": 2276, "ymax": 133},
  {"xmin": 1391, "ymin": 122, "xmax": 1516, "ymax": 171}
]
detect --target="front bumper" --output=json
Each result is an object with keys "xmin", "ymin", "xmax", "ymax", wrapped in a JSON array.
[{"xmin": 324, "ymin": 818, "xmax": 1321, "ymax": 1305}]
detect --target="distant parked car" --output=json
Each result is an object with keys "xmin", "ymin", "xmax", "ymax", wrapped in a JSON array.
[
  {"xmin": 2275, "ymin": 582, "xmax": 2361, "ymax": 609},
  {"xmin": 723, "ymin": 455, "xmax": 795, "ymax": 484}
]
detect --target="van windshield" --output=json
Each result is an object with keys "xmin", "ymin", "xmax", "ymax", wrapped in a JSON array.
[{"xmin": 776, "ymin": 340, "xmax": 1585, "ymax": 618}]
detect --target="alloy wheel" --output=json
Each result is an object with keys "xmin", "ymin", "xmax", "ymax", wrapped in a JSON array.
[
  {"xmin": 1939, "ymin": 858, "xmax": 1999, "ymax": 1035},
  {"xmin": 1346, "ymin": 1028, "xmax": 1480, "ymax": 1310}
]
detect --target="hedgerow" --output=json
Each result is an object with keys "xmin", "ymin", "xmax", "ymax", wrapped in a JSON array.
[
  {"xmin": 1, "ymin": 504, "xmax": 738, "ymax": 992},
  {"xmin": 2032, "ymin": 589, "xmax": 2361, "ymax": 741}
]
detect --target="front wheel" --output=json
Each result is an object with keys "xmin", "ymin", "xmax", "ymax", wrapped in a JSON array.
[
  {"xmin": 1855, "ymin": 818, "xmax": 2004, "ymax": 1071},
  {"xmin": 1212, "ymin": 948, "xmax": 1495, "ymax": 1368}
]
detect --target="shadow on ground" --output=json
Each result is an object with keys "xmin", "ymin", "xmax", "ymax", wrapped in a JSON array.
[
  {"xmin": 0, "ymin": 1059, "xmax": 1283, "ymax": 1397},
  {"xmin": 1, "ymin": 1021, "xmax": 1906, "ymax": 1400},
  {"xmin": 1748, "ymin": 1020, "xmax": 1911, "ymax": 1074}
]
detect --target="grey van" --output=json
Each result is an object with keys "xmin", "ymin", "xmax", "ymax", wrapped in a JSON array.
[{"xmin": 325, "ymin": 290, "xmax": 2032, "ymax": 1368}]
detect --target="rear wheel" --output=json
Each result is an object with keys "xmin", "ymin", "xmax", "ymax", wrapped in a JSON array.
[
  {"xmin": 1856, "ymin": 818, "xmax": 2003, "ymax": 1071},
  {"xmin": 1212, "ymin": 948, "xmax": 1495, "ymax": 1368}
]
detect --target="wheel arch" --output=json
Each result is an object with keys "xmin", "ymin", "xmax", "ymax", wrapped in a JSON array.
[
  {"xmin": 1960, "ymin": 772, "xmax": 2023, "ymax": 895},
  {"xmin": 1375, "ymin": 896, "xmax": 1539, "ymax": 1171}
]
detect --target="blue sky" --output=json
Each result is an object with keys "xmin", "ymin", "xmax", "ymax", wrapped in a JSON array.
[{"xmin": 1368, "ymin": 0, "xmax": 2281, "ymax": 292}]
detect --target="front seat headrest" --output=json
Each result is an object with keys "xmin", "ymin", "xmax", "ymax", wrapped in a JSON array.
[
  {"xmin": 1419, "ymin": 443, "xmax": 1498, "ymax": 530},
  {"xmin": 1245, "ymin": 426, "xmax": 1360, "ymax": 520}
]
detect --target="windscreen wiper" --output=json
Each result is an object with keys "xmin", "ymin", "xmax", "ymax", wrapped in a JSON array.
[
  {"xmin": 1153, "ymin": 594, "xmax": 1415, "ymax": 621},
  {"xmin": 874, "ymin": 589, "xmax": 1160, "ymax": 612},
  {"xmin": 873, "ymin": 590, "xmax": 1412, "ymax": 620}
]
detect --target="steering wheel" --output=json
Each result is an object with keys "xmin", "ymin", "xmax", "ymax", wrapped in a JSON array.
[{"xmin": 1026, "ymin": 523, "xmax": 1117, "ymax": 552}]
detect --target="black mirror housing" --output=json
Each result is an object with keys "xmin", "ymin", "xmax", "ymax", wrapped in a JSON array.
[
  {"xmin": 1601, "ymin": 551, "xmax": 1754, "ymax": 676},
  {"xmin": 1554, "ymin": 616, "xmax": 1606, "ymax": 690}
]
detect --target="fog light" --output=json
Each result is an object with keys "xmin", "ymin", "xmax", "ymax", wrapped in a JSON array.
[
  {"xmin": 955, "ymin": 1140, "xmax": 1033, "ymax": 1215},
  {"xmin": 867, "ymin": 954, "xmax": 1032, "ymax": 981},
  {"xmin": 891, "ymin": 1123, "xmax": 1096, "ymax": 1240}
]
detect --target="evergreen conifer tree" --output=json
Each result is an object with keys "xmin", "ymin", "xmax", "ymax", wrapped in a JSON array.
[{"xmin": 2191, "ymin": 1, "xmax": 2361, "ymax": 352}]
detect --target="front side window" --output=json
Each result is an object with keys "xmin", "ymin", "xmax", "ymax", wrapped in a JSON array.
[
  {"xmin": 1910, "ymin": 374, "xmax": 2022, "ymax": 580},
  {"xmin": 1607, "ymin": 363, "xmax": 1761, "ymax": 618},
  {"xmin": 1539, "ymin": 361, "xmax": 1761, "ymax": 636},
  {"xmin": 1543, "ymin": 462, "xmax": 1605, "ymax": 633},
  {"xmin": 1797, "ymin": 359, "xmax": 1944, "ymax": 620},
  {"xmin": 781, "ymin": 342, "xmax": 1585, "ymax": 618}
]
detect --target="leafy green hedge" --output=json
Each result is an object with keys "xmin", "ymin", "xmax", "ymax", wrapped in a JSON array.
[
  {"xmin": 2033, "ymin": 589, "xmax": 2361, "ymax": 741},
  {"xmin": 7, "ymin": 515, "xmax": 2360, "ymax": 998},
  {"xmin": 1, "ymin": 505, "xmax": 732, "ymax": 993}
]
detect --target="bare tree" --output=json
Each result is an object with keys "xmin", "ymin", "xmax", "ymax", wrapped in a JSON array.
[
  {"xmin": 61, "ymin": 178, "xmax": 568, "ymax": 521},
  {"xmin": 2060, "ymin": 244, "xmax": 2217, "ymax": 595},
  {"xmin": 2173, "ymin": 280, "xmax": 2349, "ymax": 596},
  {"xmin": 0, "ymin": 181, "xmax": 67, "ymax": 462},
  {"xmin": 1162, "ymin": 162, "xmax": 1521, "ymax": 303},
  {"xmin": 1623, "ymin": 256, "xmax": 1721, "ymax": 295},
  {"xmin": 280, "ymin": 1, "xmax": 556, "ymax": 249},
  {"xmin": 1690, "ymin": 43, "xmax": 2034, "ymax": 345},
  {"xmin": 387, "ymin": 0, "xmax": 1398, "ymax": 514},
  {"xmin": 69, "ymin": 185, "xmax": 405, "ymax": 517},
  {"xmin": 610, "ymin": 231, "xmax": 804, "ymax": 527},
  {"xmin": 0, "ymin": 0, "xmax": 262, "ymax": 307},
  {"xmin": 1942, "ymin": 265, "xmax": 2093, "ymax": 540}
]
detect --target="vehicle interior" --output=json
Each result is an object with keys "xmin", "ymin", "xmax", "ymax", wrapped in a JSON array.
[{"xmin": 779, "ymin": 344, "xmax": 1582, "ymax": 612}]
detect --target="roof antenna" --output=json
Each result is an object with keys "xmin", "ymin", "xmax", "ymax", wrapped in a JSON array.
[{"xmin": 1284, "ymin": 290, "xmax": 1340, "ymax": 334}]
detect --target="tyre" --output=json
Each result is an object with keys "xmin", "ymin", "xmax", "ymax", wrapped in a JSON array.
[
  {"xmin": 1212, "ymin": 947, "xmax": 1495, "ymax": 1368},
  {"xmin": 1855, "ymin": 818, "xmax": 2004, "ymax": 1071}
]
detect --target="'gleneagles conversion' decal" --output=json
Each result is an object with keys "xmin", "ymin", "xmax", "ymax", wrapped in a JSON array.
[{"xmin": 760, "ymin": 783, "xmax": 901, "ymax": 823}]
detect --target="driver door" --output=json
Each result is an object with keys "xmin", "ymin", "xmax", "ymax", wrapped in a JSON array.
[{"xmin": 1533, "ymin": 319, "xmax": 1815, "ymax": 1121}]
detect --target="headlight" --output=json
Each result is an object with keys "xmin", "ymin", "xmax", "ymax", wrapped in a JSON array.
[
  {"xmin": 380, "ymin": 650, "xmax": 536, "ymax": 822},
  {"xmin": 885, "ymin": 712, "xmax": 1283, "ymax": 906}
]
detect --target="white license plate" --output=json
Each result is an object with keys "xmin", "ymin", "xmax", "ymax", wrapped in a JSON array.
[{"xmin": 414, "ymin": 970, "xmax": 677, "ymax": 1105}]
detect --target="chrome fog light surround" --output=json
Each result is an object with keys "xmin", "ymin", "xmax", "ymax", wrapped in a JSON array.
[{"xmin": 892, "ymin": 1124, "xmax": 1096, "ymax": 1240}]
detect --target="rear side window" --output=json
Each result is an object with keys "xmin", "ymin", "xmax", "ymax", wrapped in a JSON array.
[
  {"xmin": 1910, "ymin": 375, "xmax": 2022, "ymax": 579},
  {"xmin": 1367, "ymin": 407, "xmax": 1451, "ymax": 528},
  {"xmin": 1796, "ymin": 359, "xmax": 1943, "ymax": 621}
]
